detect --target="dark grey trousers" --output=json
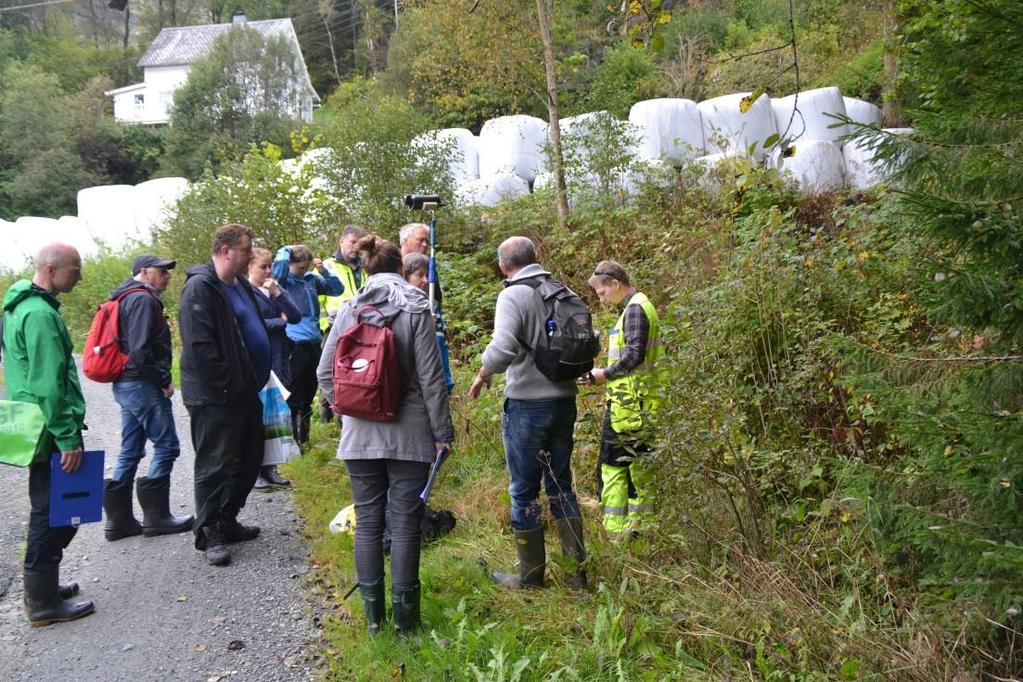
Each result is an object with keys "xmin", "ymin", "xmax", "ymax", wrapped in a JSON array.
[{"xmin": 346, "ymin": 459, "xmax": 430, "ymax": 586}]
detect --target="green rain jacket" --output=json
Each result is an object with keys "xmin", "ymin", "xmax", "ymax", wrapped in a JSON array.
[{"xmin": 2, "ymin": 280, "xmax": 85, "ymax": 462}]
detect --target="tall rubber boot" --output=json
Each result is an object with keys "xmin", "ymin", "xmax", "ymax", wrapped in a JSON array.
[
  {"xmin": 136, "ymin": 476, "xmax": 194, "ymax": 536},
  {"xmin": 102, "ymin": 478, "xmax": 142, "ymax": 541},
  {"xmin": 391, "ymin": 581, "xmax": 421, "ymax": 636},
  {"xmin": 491, "ymin": 527, "xmax": 545, "ymax": 589},
  {"xmin": 555, "ymin": 517, "xmax": 587, "ymax": 590},
  {"xmin": 23, "ymin": 569, "xmax": 94, "ymax": 627},
  {"xmin": 359, "ymin": 581, "xmax": 386, "ymax": 636}
]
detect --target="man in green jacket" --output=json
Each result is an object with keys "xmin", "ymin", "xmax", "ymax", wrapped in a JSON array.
[{"xmin": 1, "ymin": 242, "xmax": 94, "ymax": 627}]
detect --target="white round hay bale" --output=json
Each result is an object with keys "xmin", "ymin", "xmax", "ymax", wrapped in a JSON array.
[
  {"xmin": 843, "ymin": 127, "xmax": 914, "ymax": 190},
  {"xmin": 0, "ymin": 219, "xmax": 30, "ymax": 272},
  {"xmin": 78, "ymin": 184, "xmax": 139, "ymax": 247},
  {"xmin": 773, "ymin": 139, "xmax": 846, "ymax": 193},
  {"xmin": 772, "ymin": 87, "xmax": 849, "ymax": 145},
  {"xmin": 13, "ymin": 217, "xmax": 71, "ymax": 267},
  {"xmin": 412, "ymin": 128, "xmax": 480, "ymax": 184},
  {"xmin": 629, "ymin": 98, "xmax": 705, "ymax": 166},
  {"xmin": 55, "ymin": 216, "xmax": 99, "ymax": 259},
  {"xmin": 455, "ymin": 172, "xmax": 530, "ymax": 207},
  {"xmin": 698, "ymin": 92, "xmax": 778, "ymax": 160},
  {"xmin": 693, "ymin": 151, "xmax": 747, "ymax": 192},
  {"xmin": 477, "ymin": 115, "xmax": 548, "ymax": 182},
  {"xmin": 843, "ymin": 97, "xmax": 883, "ymax": 129},
  {"xmin": 134, "ymin": 177, "xmax": 190, "ymax": 240}
]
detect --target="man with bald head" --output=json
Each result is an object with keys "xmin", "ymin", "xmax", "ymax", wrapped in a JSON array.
[
  {"xmin": 2, "ymin": 243, "xmax": 94, "ymax": 626},
  {"xmin": 469, "ymin": 236, "xmax": 586, "ymax": 591}
]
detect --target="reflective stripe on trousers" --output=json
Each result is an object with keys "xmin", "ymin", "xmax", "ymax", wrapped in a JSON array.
[{"xmin": 600, "ymin": 461, "xmax": 654, "ymax": 533}]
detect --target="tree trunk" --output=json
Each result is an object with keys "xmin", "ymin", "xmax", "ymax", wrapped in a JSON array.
[
  {"xmin": 123, "ymin": 4, "xmax": 131, "ymax": 49},
  {"xmin": 535, "ymin": 0, "xmax": 569, "ymax": 228},
  {"xmin": 881, "ymin": 0, "xmax": 901, "ymax": 126}
]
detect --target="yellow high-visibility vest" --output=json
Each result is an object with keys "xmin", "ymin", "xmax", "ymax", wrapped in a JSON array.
[
  {"xmin": 318, "ymin": 257, "xmax": 361, "ymax": 332},
  {"xmin": 606, "ymin": 292, "xmax": 662, "ymax": 433}
]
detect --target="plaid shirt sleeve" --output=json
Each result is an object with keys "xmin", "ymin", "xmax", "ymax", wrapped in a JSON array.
[{"xmin": 603, "ymin": 301, "xmax": 650, "ymax": 381}]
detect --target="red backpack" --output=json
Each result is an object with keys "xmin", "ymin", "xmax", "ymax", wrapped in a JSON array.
[
  {"xmin": 82, "ymin": 289, "xmax": 157, "ymax": 383},
  {"xmin": 331, "ymin": 306, "xmax": 402, "ymax": 421}
]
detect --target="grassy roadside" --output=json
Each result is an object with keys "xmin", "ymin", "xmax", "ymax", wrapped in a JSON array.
[{"xmin": 285, "ymin": 367, "xmax": 715, "ymax": 681}]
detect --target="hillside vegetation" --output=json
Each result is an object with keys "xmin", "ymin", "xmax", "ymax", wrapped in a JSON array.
[{"xmin": 2, "ymin": 1, "xmax": 1021, "ymax": 679}]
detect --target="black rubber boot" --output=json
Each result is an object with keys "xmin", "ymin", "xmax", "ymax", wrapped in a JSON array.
[
  {"xmin": 202, "ymin": 524, "xmax": 231, "ymax": 566},
  {"xmin": 58, "ymin": 582, "xmax": 79, "ymax": 599},
  {"xmin": 102, "ymin": 478, "xmax": 142, "ymax": 541},
  {"xmin": 23, "ymin": 569, "xmax": 94, "ymax": 627},
  {"xmin": 222, "ymin": 518, "xmax": 260, "ymax": 543},
  {"xmin": 391, "ymin": 582, "xmax": 421, "ymax": 636},
  {"xmin": 491, "ymin": 527, "xmax": 545, "ymax": 589},
  {"xmin": 359, "ymin": 581, "xmax": 386, "ymax": 636},
  {"xmin": 555, "ymin": 517, "xmax": 587, "ymax": 590},
  {"xmin": 260, "ymin": 465, "xmax": 291, "ymax": 488},
  {"xmin": 136, "ymin": 476, "xmax": 194, "ymax": 537}
]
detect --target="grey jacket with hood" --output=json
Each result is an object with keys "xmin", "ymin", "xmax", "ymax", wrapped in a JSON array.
[{"xmin": 316, "ymin": 272, "xmax": 454, "ymax": 463}]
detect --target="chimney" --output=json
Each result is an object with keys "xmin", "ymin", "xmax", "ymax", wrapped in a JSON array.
[{"xmin": 232, "ymin": 10, "xmax": 247, "ymax": 25}]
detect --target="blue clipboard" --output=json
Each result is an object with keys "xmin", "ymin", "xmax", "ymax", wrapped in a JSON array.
[
  {"xmin": 49, "ymin": 450, "xmax": 104, "ymax": 527},
  {"xmin": 420, "ymin": 446, "xmax": 449, "ymax": 504}
]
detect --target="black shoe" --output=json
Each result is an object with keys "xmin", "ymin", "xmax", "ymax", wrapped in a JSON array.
[
  {"xmin": 202, "ymin": 525, "xmax": 231, "ymax": 566},
  {"xmin": 260, "ymin": 465, "xmax": 291, "ymax": 488},
  {"xmin": 136, "ymin": 476, "xmax": 194, "ymax": 537},
  {"xmin": 222, "ymin": 518, "xmax": 260, "ymax": 543},
  {"xmin": 23, "ymin": 570, "xmax": 94, "ymax": 627},
  {"xmin": 252, "ymin": 475, "xmax": 272, "ymax": 491},
  {"xmin": 103, "ymin": 478, "xmax": 143, "ymax": 541}
]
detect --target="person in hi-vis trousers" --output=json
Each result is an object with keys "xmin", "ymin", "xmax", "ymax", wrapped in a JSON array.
[{"xmin": 586, "ymin": 260, "xmax": 663, "ymax": 536}]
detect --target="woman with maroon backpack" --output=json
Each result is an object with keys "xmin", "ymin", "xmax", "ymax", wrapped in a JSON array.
[{"xmin": 316, "ymin": 234, "xmax": 453, "ymax": 637}]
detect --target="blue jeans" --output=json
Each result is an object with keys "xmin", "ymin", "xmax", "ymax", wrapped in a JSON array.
[
  {"xmin": 502, "ymin": 398, "xmax": 580, "ymax": 531},
  {"xmin": 111, "ymin": 380, "xmax": 180, "ymax": 482}
]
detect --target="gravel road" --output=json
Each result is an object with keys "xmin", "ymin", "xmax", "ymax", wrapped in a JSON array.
[{"xmin": 0, "ymin": 361, "xmax": 320, "ymax": 681}]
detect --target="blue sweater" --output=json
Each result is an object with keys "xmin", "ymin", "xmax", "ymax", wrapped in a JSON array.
[
  {"xmin": 272, "ymin": 247, "xmax": 344, "ymax": 344},
  {"xmin": 252, "ymin": 286, "xmax": 301, "ymax": 387}
]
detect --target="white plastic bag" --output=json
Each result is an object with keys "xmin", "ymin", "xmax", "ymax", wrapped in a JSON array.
[{"xmin": 258, "ymin": 372, "xmax": 300, "ymax": 466}]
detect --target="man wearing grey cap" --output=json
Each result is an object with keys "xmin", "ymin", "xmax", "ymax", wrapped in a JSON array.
[{"xmin": 101, "ymin": 253, "xmax": 194, "ymax": 542}]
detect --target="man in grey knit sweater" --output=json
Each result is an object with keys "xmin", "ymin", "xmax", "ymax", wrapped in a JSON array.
[{"xmin": 469, "ymin": 236, "xmax": 587, "ymax": 590}]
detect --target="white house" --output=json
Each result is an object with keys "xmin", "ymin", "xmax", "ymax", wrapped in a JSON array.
[{"xmin": 106, "ymin": 14, "xmax": 319, "ymax": 125}]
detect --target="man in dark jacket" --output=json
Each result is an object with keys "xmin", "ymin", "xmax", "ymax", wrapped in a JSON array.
[
  {"xmin": 2, "ymin": 242, "xmax": 94, "ymax": 626},
  {"xmin": 102, "ymin": 254, "xmax": 194, "ymax": 543},
  {"xmin": 179, "ymin": 224, "xmax": 270, "ymax": 566}
]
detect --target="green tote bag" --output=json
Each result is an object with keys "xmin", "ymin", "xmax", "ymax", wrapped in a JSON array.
[{"xmin": 0, "ymin": 400, "xmax": 46, "ymax": 467}]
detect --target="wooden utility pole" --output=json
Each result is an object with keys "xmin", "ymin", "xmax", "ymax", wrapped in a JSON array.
[{"xmin": 535, "ymin": 0, "xmax": 569, "ymax": 228}]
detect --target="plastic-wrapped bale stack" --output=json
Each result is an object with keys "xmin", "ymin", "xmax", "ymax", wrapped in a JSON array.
[
  {"xmin": 476, "ymin": 115, "xmax": 548, "ymax": 183},
  {"xmin": 844, "ymin": 127, "xmax": 914, "ymax": 190},
  {"xmin": 697, "ymin": 92, "xmax": 778, "ymax": 161},
  {"xmin": 78, "ymin": 184, "xmax": 140, "ymax": 248},
  {"xmin": 843, "ymin": 97, "xmax": 883, "ymax": 129},
  {"xmin": 456, "ymin": 171, "xmax": 530, "ymax": 207},
  {"xmin": 133, "ymin": 177, "xmax": 190, "ymax": 240},
  {"xmin": 628, "ymin": 98, "xmax": 705, "ymax": 166},
  {"xmin": 56, "ymin": 216, "xmax": 99, "ymax": 259},
  {"xmin": 771, "ymin": 87, "xmax": 850, "ymax": 145},
  {"xmin": 412, "ymin": 128, "xmax": 480, "ymax": 185}
]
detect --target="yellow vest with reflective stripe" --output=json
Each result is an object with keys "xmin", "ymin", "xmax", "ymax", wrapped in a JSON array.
[
  {"xmin": 318, "ymin": 257, "xmax": 361, "ymax": 332},
  {"xmin": 607, "ymin": 292, "xmax": 662, "ymax": 433}
]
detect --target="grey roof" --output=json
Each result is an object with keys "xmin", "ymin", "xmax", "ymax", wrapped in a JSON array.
[{"xmin": 138, "ymin": 18, "xmax": 295, "ymax": 68}]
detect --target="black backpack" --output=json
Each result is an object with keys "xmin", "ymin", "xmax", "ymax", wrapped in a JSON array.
[{"xmin": 511, "ymin": 276, "xmax": 601, "ymax": 382}]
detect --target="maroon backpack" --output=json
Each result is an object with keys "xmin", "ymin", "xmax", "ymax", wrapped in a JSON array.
[{"xmin": 331, "ymin": 306, "xmax": 402, "ymax": 421}]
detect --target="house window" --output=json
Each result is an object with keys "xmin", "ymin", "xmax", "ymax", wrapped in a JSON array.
[{"xmin": 134, "ymin": 94, "xmax": 145, "ymax": 112}]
